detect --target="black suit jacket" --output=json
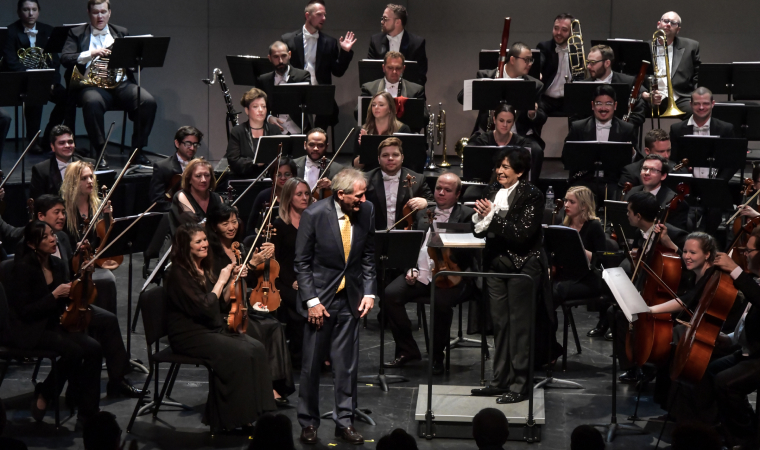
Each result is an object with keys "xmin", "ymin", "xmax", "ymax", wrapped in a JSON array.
[
  {"xmin": 294, "ymin": 198, "xmax": 376, "ymax": 318},
  {"xmin": 149, "ymin": 154, "xmax": 183, "ymax": 211},
  {"xmin": 61, "ymin": 23, "xmax": 135, "ymax": 85},
  {"xmin": 293, "ymin": 155, "xmax": 345, "ymax": 181},
  {"xmin": 365, "ymin": 167, "xmax": 434, "ymax": 230},
  {"xmin": 665, "ymin": 36, "xmax": 700, "ymax": 100},
  {"xmin": 619, "ymin": 159, "xmax": 690, "ymax": 188},
  {"xmin": 281, "ymin": 29, "xmax": 353, "ymax": 86},
  {"xmin": 537, "ymin": 38, "xmax": 584, "ymax": 87},
  {"xmin": 257, "ymin": 67, "xmax": 313, "ymax": 131},
  {"xmin": 367, "ymin": 30, "xmax": 428, "ymax": 85},
  {"xmin": 2, "ymin": 20, "xmax": 62, "ymax": 84},
  {"xmin": 624, "ymin": 184, "xmax": 688, "ymax": 230},
  {"xmin": 670, "ymin": 117, "xmax": 735, "ymax": 179},
  {"xmin": 30, "ymin": 154, "xmax": 95, "ymax": 200},
  {"xmin": 225, "ymin": 121, "xmax": 282, "ymax": 177},
  {"xmin": 733, "ymin": 271, "xmax": 760, "ymax": 354},
  {"xmin": 562, "ymin": 116, "xmax": 638, "ymax": 178},
  {"xmin": 360, "ymin": 78, "xmax": 425, "ymax": 101}
]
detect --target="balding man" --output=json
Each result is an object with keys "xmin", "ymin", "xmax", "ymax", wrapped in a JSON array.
[
  {"xmin": 258, "ymin": 41, "xmax": 312, "ymax": 134},
  {"xmin": 382, "ymin": 172, "xmax": 475, "ymax": 376}
]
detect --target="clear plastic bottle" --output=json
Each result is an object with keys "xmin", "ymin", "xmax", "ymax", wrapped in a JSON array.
[{"xmin": 545, "ymin": 185, "xmax": 555, "ymax": 208}]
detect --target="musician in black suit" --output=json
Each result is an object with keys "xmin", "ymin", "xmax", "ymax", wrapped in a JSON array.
[
  {"xmin": 537, "ymin": 13, "xmax": 577, "ymax": 117},
  {"xmin": 30, "ymin": 125, "xmax": 93, "ymax": 201},
  {"xmin": 226, "ymin": 88, "xmax": 281, "ymax": 178},
  {"xmin": 623, "ymin": 155, "xmax": 689, "ymax": 231},
  {"xmin": 383, "ymin": 173, "xmax": 474, "ymax": 374},
  {"xmin": 60, "ymin": 0, "xmax": 155, "ymax": 167},
  {"xmin": 259, "ymin": 41, "xmax": 312, "ymax": 135},
  {"xmin": 360, "ymin": 51, "xmax": 425, "ymax": 101},
  {"xmin": 619, "ymin": 128, "xmax": 687, "ymax": 188},
  {"xmin": 281, "ymin": 1, "xmax": 356, "ymax": 128},
  {"xmin": 2, "ymin": 0, "xmax": 75, "ymax": 152},
  {"xmin": 293, "ymin": 128, "xmax": 344, "ymax": 192},
  {"xmin": 367, "ymin": 4, "xmax": 428, "ymax": 85},
  {"xmin": 456, "ymin": 43, "xmax": 547, "ymax": 148},
  {"xmin": 647, "ymin": 11, "xmax": 700, "ymax": 116},
  {"xmin": 365, "ymin": 137, "xmax": 433, "ymax": 231},
  {"xmin": 585, "ymin": 45, "xmax": 648, "ymax": 127},
  {"xmin": 294, "ymin": 168, "xmax": 376, "ymax": 445}
]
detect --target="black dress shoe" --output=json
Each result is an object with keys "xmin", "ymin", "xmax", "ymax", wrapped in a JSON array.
[
  {"xmin": 432, "ymin": 360, "xmax": 444, "ymax": 376},
  {"xmin": 274, "ymin": 396, "xmax": 289, "ymax": 406},
  {"xmin": 383, "ymin": 354, "xmax": 420, "ymax": 369},
  {"xmin": 107, "ymin": 379, "xmax": 148, "ymax": 398},
  {"xmin": 605, "ymin": 330, "xmax": 614, "ymax": 341},
  {"xmin": 618, "ymin": 368, "xmax": 640, "ymax": 383},
  {"xmin": 470, "ymin": 386, "xmax": 510, "ymax": 396},
  {"xmin": 496, "ymin": 391, "xmax": 527, "ymax": 404},
  {"xmin": 587, "ymin": 326, "xmax": 608, "ymax": 338},
  {"xmin": 135, "ymin": 153, "xmax": 152, "ymax": 166},
  {"xmin": 335, "ymin": 426, "xmax": 364, "ymax": 444},
  {"xmin": 300, "ymin": 425, "xmax": 318, "ymax": 444}
]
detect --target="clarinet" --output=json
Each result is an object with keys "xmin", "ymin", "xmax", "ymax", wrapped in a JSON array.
[{"xmin": 203, "ymin": 68, "xmax": 240, "ymax": 128}]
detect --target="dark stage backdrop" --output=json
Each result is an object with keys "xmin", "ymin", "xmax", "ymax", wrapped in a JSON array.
[{"xmin": 2, "ymin": 1, "xmax": 758, "ymax": 161}]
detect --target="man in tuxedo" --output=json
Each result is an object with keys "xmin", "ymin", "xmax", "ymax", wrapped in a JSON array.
[
  {"xmin": 2, "ymin": 0, "xmax": 75, "ymax": 153},
  {"xmin": 294, "ymin": 168, "xmax": 376, "ymax": 445},
  {"xmin": 648, "ymin": 11, "xmax": 700, "ymax": 116},
  {"xmin": 619, "ymin": 128, "xmax": 677, "ymax": 187},
  {"xmin": 281, "ymin": 0, "xmax": 356, "ymax": 128},
  {"xmin": 383, "ymin": 173, "xmax": 474, "ymax": 374},
  {"xmin": 623, "ymin": 154, "xmax": 689, "ymax": 230},
  {"xmin": 360, "ymin": 51, "xmax": 425, "ymax": 100},
  {"xmin": 259, "ymin": 41, "xmax": 312, "ymax": 135},
  {"xmin": 61, "ymin": 0, "xmax": 156, "ymax": 167},
  {"xmin": 537, "ymin": 13, "xmax": 577, "ymax": 117},
  {"xmin": 586, "ymin": 45, "xmax": 648, "ymax": 127},
  {"xmin": 365, "ymin": 137, "xmax": 433, "ymax": 231},
  {"xmin": 30, "ymin": 125, "xmax": 93, "ymax": 200},
  {"xmin": 367, "ymin": 4, "xmax": 428, "ymax": 85},
  {"xmin": 294, "ymin": 128, "xmax": 344, "ymax": 192}
]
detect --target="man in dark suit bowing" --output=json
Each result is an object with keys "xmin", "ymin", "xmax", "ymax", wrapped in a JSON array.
[
  {"xmin": 61, "ymin": 0, "xmax": 156, "ymax": 167},
  {"xmin": 585, "ymin": 45, "xmax": 648, "ymax": 127},
  {"xmin": 623, "ymin": 154, "xmax": 689, "ymax": 230},
  {"xmin": 259, "ymin": 41, "xmax": 312, "ymax": 135},
  {"xmin": 365, "ymin": 137, "xmax": 433, "ymax": 231},
  {"xmin": 30, "ymin": 125, "xmax": 93, "ymax": 201},
  {"xmin": 295, "ymin": 168, "xmax": 376, "ymax": 445},
  {"xmin": 293, "ymin": 128, "xmax": 344, "ymax": 193},
  {"xmin": 367, "ymin": 4, "xmax": 428, "ymax": 85},
  {"xmin": 537, "ymin": 13, "xmax": 578, "ymax": 117},
  {"xmin": 281, "ymin": 0, "xmax": 356, "ymax": 129}
]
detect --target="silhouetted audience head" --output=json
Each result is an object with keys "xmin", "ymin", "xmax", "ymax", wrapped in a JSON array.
[
  {"xmin": 570, "ymin": 425, "xmax": 604, "ymax": 450},
  {"xmin": 472, "ymin": 408, "xmax": 509, "ymax": 448},
  {"xmin": 82, "ymin": 411, "xmax": 121, "ymax": 450},
  {"xmin": 671, "ymin": 423, "xmax": 722, "ymax": 450},
  {"xmin": 377, "ymin": 428, "xmax": 418, "ymax": 450},
  {"xmin": 249, "ymin": 413, "xmax": 295, "ymax": 450}
]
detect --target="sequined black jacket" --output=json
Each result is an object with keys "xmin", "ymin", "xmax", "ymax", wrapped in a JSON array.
[{"xmin": 473, "ymin": 180, "xmax": 544, "ymax": 270}]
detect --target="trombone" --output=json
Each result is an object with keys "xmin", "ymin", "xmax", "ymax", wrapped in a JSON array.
[
  {"xmin": 650, "ymin": 29, "xmax": 685, "ymax": 126},
  {"xmin": 567, "ymin": 20, "xmax": 588, "ymax": 81}
]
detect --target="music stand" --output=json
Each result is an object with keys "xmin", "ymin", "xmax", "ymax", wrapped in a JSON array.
[
  {"xmin": 663, "ymin": 175, "xmax": 735, "ymax": 209},
  {"xmin": 43, "ymin": 25, "xmax": 79, "ymax": 54},
  {"xmin": 563, "ymin": 141, "xmax": 633, "ymax": 183},
  {"xmin": 225, "ymin": 55, "xmax": 275, "ymax": 87},
  {"xmin": 358, "ymin": 59, "xmax": 421, "ymax": 86},
  {"xmin": 590, "ymin": 39, "xmax": 653, "ymax": 77},
  {"xmin": 358, "ymin": 96, "xmax": 427, "ymax": 130},
  {"xmin": 359, "ymin": 134, "xmax": 427, "ymax": 173},
  {"xmin": 700, "ymin": 63, "xmax": 734, "ymax": 99},
  {"xmin": 284, "ymin": 134, "xmax": 307, "ymax": 158},
  {"xmin": 271, "ymin": 84, "xmax": 335, "ymax": 132},
  {"xmin": 461, "ymin": 144, "xmax": 521, "ymax": 182},
  {"xmin": 563, "ymin": 83, "xmax": 631, "ymax": 119},
  {"xmin": 732, "ymin": 63, "xmax": 760, "ymax": 101},
  {"xmin": 673, "ymin": 136, "xmax": 747, "ymax": 180},
  {"xmin": 464, "ymin": 79, "xmax": 535, "ymax": 112},
  {"xmin": 98, "ymin": 211, "xmax": 165, "ymax": 373},
  {"xmin": 109, "ymin": 36, "xmax": 170, "ymax": 169},
  {"xmin": 253, "ymin": 135, "xmax": 293, "ymax": 163},
  {"xmin": 477, "ymin": 49, "xmax": 541, "ymax": 80}
]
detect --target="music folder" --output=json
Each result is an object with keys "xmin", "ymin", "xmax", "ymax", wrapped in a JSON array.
[
  {"xmin": 603, "ymin": 267, "xmax": 651, "ymax": 322},
  {"xmin": 463, "ymin": 79, "xmax": 535, "ymax": 111},
  {"xmin": 358, "ymin": 59, "xmax": 421, "ymax": 86}
]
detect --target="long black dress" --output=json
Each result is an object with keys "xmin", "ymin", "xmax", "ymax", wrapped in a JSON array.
[
  {"xmin": 211, "ymin": 242, "xmax": 295, "ymax": 398},
  {"xmin": 165, "ymin": 264, "xmax": 275, "ymax": 429}
]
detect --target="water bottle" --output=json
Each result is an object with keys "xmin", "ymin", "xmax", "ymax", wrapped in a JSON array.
[{"xmin": 545, "ymin": 186, "xmax": 555, "ymax": 208}]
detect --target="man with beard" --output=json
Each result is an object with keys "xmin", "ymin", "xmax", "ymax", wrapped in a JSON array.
[
  {"xmin": 259, "ymin": 41, "xmax": 312, "ymax": 135},
  {"xmin": 294, "ymin": 128, "xmax": 344, "ymax": 192},
  {"xmin": 367, "ymin": 4, "xmax": 427, "ymax": 85},
  {"xmin": 537, "ymin": 13, "xmax": 578, "ymax": 117}
]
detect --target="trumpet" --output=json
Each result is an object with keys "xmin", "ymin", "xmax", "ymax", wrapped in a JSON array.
[
  {"xmin": 651, "ymin": 30, "xmax": 685, "ymax": 118},
  {"xmin": 436, "ymin": 103, "xmax": 450, "ymax": 168},
  {"xmin": 567, "ymin": 19, "xmax": 588, "ymax": 81}
]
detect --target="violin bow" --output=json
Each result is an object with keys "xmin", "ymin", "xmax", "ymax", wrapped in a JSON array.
[
  {"xmin": 235, "ymin": 197, "xmax": 278, "ymax": 284},
  {"xmin": 386, "ymin": 208, "xmax": 418, "ymax": 232},
  {"xmin": 0, "ymin": 130, "xmax": 40, "ymax": 191},
  {"xmin": 231, "ymin": 149, "xmax": 282, "ymax": 207},
  {"xmin": 269, "ymin": 144, "xmax": 282, "ymax": 207},
  {"xmin": 94, "ymin": 122, "xmax": 116, "ymax": 170},
  {"xmin": 724, "ymin": 188, "xmax": 760, "ymax": 227},
  {"xmin": 318, "ymin": 128, "xmax": 355, "ymax": 180},
  {"xmin": 214, "ymin": 165, "xmax": 230, "ymax": 186}
]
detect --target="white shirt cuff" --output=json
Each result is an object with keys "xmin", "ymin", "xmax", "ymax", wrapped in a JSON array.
[
  {"xmin": 77, "ymin": 51, "xmax": 93, "ymax": 65},
  {"xmin": 730, "ymin": 266, "xmax": 743, "ymax": 280},
  {"xmin": 306, "ymin": 298, "xmax": 320, "ymax": 308},
  {"xmin": 473, "ymin": 208, "xmax": 495, "ymax": 234}
]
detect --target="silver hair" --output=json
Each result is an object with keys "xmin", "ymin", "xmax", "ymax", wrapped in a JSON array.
[{"xmin": 331, "ymin": 168, "xmax": 366, "ymax": 194}]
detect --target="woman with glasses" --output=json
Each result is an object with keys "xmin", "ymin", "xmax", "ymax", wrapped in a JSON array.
[
  {"xmin": 226, "ymin": 88, "xmax": 281, "ymax": 178},
  {"xmin": 170, "ymin": 159, "xmax": 223, "ymax": 234},
  {"xmin": 246, "ymin": 157, "xmax": 297, "ymax": 236}
]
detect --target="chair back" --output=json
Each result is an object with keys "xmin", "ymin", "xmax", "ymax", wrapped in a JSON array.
[{"xmin": 139, "ymin": 286, "xmax": 169, "ymax": 347}]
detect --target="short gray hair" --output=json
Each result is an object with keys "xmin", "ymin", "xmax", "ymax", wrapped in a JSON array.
[{"xmin": 331, "ymin": 168, "xmax": 366, "ymax": 194}]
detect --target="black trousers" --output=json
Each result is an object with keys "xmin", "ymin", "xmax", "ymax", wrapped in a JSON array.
[
  {"xmin": 384, "ymin": 275, "xmax": 464, "ymax": 363},
  {"xmin": 276, "ymin": 284, "xmax": 305, "ymax": 367},
  {"xmin": 24, "ymin": 83, "xmax": 77, "ymax": 142},
  {"xmin": 488, "ymin": 255, "xmax": 542, "ymax": 395},
  {"xmin": 0, "ymin": 109, "xmax": 10, "ymax": 164},
  {"xmin": 88, "ymin": 304, "xmax": 130, "ymax": 386},
  {"xmin": 298, "ymin": 292, "xmax": 359, "ymax": 430},
  {"xmin": 708, "ymin": 351, "xmax": 760, "ymax": 442},
  {"xmin": 77, "ymin": 81, "xmax": 157, "ymax": 155}
]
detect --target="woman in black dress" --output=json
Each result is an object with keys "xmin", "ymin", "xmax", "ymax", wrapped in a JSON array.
[
  {"xmin": 165, "ymin": 222, "xmax": 275, "ymax": 431},
  {"xmin": 170, "ymin": 158, "xmax": 223, "ymax": 233},
  {"xmin": 353, "ymin": 91, "xmax": 412, "ymax": 168},
  {"xmin": 270, "ymin": 177, "xmax": 314, "ymax": 366},
  {"xmin": 226, "ymin": 88, "xmax": 281, "ymax": 178},
  {"xmin": 205, "ymin": 204, "xmax": 295, "ymax": 405},
  {"xmin": 246, "ymin": 157, "xmax": 297, "ymax": 236}
]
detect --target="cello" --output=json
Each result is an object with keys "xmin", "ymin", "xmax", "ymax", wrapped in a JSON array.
[
  {"xmin": 227, "ymin": 241, "xmax": 248, "ymax": 334},
  {"xmin": 425, "ymin": 209, "xmax": 462, "ymax": 289}
]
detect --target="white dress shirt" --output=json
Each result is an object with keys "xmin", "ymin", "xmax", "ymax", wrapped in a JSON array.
[
  {"xmin": 56, "ymin": 157, "xmax": 69, "ymax": 180},
  {"xmin": 595, "ymin": 118, "xmax": 612, "ymax": 142},
  {"xmin": 303, "ymin": 25, "xmax": 319, "ymax": 85},
  {"xmin": 473, "ymin": 183, "xmax": 518, "ymax": 233},
  {"xmin": 647, "ymin": 185, "xmax": 661, "ymax": 197},
  {"xmin": 77, "ymin": 25, "xmax": 125, "ymax": 83},
  {"xmin": 545, "ymin": 45, "xmax": 570, "ymax": 98},
  {"xmin": 304, "ymin": 157, "xmax": 321, "ymax": 190},
  {"xmin": 655, "ymin": 43, "xmax": 676, "ymax": 100},
  {"xmin": 176, "ymin": 154, "xmax": 189, "ymax": 172},
  {"xmin": 688, "ymin": 116, "xmax": 714, "ymax": 179},
  {"xmin": 414, "ymin": 206, "xmax": 453, "ymax": 285},
  {"xmin": 384, "ymin": 78, "xmax": 400, "ymax": 98},
  {"xmin": 595, "ymin": 71, "xmax": 614, "ymax": 84},
  {"xmin": 382, "ymin": 170, "xmax": 400, "ymax": 228},
  {"xmin": 25, "ymin": 26, "xmax": 37, "ymax": 47},
  {"xmin": 387, "ymin": 30, "xmax": 404, "ymax": 53},
  {"xmin": 273, "ymin": 66, "xmax": 302, "ymax": 134}
]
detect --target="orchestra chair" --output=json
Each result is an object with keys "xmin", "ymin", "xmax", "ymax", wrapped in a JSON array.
[
  {"xmin": 0, "ymin": 262, "xmax": 62, "ymax": 428},
  {"xmin": 127, "ymin": 286, "xmax": 214, "ymax": 434},
  {"xmin": 73, "ymin": 98, "xmax": 129, "ymax": 154}
]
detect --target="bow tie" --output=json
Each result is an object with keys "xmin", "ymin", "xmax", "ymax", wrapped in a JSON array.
[
  {"xmin": 434, "ymin": 208, "xmax": 450, "ymax": 217},
  {"xmin": 92, "ymin": 27, "xmax": 109, "ymax": 37},
  {"xmin": 24, "ymin": 28, "xmax": 38, "ymax": 36},
  {"xmin": 306, "ymin": 159, "xmax": 321, "ymax": 169},
  {"xmin": 304, "ymin": 31, "xmax": 319, "ymax": 40},
  {"xmin": 596, "ymin": 122, "xmax": 612, "ymax": 130},
  {"xmin": 694, "ymin": 125, "xmax": 709, "ymax": 132},
  {"xmin": 382, "ymin": 174, "xmax": 399, "ymax": 182},
  {"xmin": 555, "ymin": 46, "xmax": 569, "ymax": 53}
]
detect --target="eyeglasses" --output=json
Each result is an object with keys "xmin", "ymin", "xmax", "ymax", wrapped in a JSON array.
[
  {"xmin": 586, "ymin": 59, "xmax": 603, "ymax": 66},
  {"xmin": 660, "ymin": 18, "xmax": 680, "ymax": 26},
  {"xmin": 181, "ymin": 141, "xmax": 200, "ymax": 148},
  {"xmin": 515, "ymin": 56, "xmax": 534, "ymax": 65},
  {"xmin": 641, "ymin": 167, "xmax": 662, "ymax": 174},
  {"xmin": 381, "ymin": 16, "xmax": 393, "ymax": 22},
  {"xmin": 276, "ymin": 172, "xmax": 293, "ymax": 179},
  {"xmin": 594, "ymin": 101, "xmax": 615, "ymax": 107},
  {"xmin": 738, "ymin": 247, "xmax": 759, "ymax": 255}
]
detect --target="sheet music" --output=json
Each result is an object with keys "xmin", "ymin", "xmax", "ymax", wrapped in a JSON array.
[
  {"xmin": 602, "ymin": 267, "xmax": 651, "ymax": 322},
  {"xmin": 126, "ymin": 35, "xmax": 154, "ymax": 38},
  {"xmin": 463, "ymin": 79, "xmax": 474, "ymax": 111},
  {"xmin": 63, "ymin": 23, "xmax": 87, "ymax": 27},
  {"xmin": 438, "ymin": 233, "xmax": 485, "ymax": 248}
]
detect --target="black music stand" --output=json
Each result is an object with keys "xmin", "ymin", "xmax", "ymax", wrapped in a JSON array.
[
  {"xmin": 712, "ymin": 104, "xmax": 760, "ymax": 140},
  {"xmin": 468, "ymin": 79, "xmax": 535, "ymax": 112},
  {"xmin": 590, "ymin": 40, "xmax": 652, "ymax": 77},
  {"xmin": 359, "ymin": 134, "xmax": 427, "ymax": 173},
  {"xmin": 477, "ymin": 49, "xmax": 541, "ymax": 80},
  {"xmin": 358, "ymin": 60, "xmax": 421, "ymax": 86},
  {"xmin": 732, "ymin": 63, "xmax": 760, "ymax": 101},
  {"xmin": 673, "ymin": 136, "xmax": 747, "ymax": 180},
  {"xmin": 98, "ymin": 211, "xmax": 164, "ymax": 373},
  {"xmin": 563, "ymin": 141, "xmax": 633, "ymax": 184},
  {"xmin": 253, "ymin": 135, "xmax": 293, "ymax": 163},
  {"xmin": 109, "ymin": 36, "xmax": 170, "ymax": 166},
  {"xmin": 700, "ymin": 63, "xmax": 734, "ymax": 99},
  {"xmin": 662, "ymin": 175, "xmax": 735, "ymax": 209},
  {"xmin": 604, "ymin": 200, "xmax": 638, "ymax": 245},
  {"xmin": 284, "ymin": 134, "xmax": 307, "ymax": 158},
  {"xmin": 563, "ymin": 83, "xmax": 631, "ymax": 119},
  {"xmin": 461, "ymin": 144, "xmax": 524, "ymax": 182},
  {"xmin": 358, "ymin": 96, "xmax": 427, "ymax": 130},
  {"xmin": 225, "ymin": 55, "xmax": 275, "ymax": 87},
  {"xmin": 271, "ymin": 84, "xmax": 334, "ymax": 132},
  {"xmin": 43, "ymin": 24, "xmax": 79, "ymax": 54}
]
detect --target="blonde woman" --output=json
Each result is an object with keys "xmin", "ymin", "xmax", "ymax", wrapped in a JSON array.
[
  {"xmin": 170, "ymin": 158, "xmax": 223, "ymax": 234},
  {"xmin": 354, "ymin": 92, "xmax": 411, "ymax": 167}
]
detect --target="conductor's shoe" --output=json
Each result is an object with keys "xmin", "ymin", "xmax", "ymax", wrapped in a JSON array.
[
  {"xmin": 335, "ymin": 426, "xmax": 364, "ymax": 444},
  {"xmin": 135, "ymin": 153, "xmax": 152, "ymax": 166},
  {"xmin": 470, "ymin": 385, "xmax": 509, "ymax": 396},
  {"xmin": 300, "ymin": 426, "xmax": 318, "ymax": 444},
  {"xmin": 604, "ymin": 330, "xmax": 614, "ymax": 341}
]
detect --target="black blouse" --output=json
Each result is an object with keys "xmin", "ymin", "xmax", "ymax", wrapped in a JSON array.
[
  {"xmin": 226, "ymin": 121, "xmax": 281, "ymax": 178},
  {"xmin": 578, "ymin": 220, "xmax": 606, "ymax": 254},
  {"xmin": 170, "ymin": 189, "xmax": 223, "ymax": 233},
  {"xmin": 270, "ymin": 217, "xmax": 298, "ymax": 290},
  {"xmin": 165, "ymin": 263, "xmax": 223, "ymax": 335}
]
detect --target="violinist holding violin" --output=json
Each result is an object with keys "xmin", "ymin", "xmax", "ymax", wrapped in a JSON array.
[
  {"xmin": 734, "ymin": 164, "xmax": 760, "ymax": 220},
  {"xmin": 247, "ymin": 157, "xmax": 296, "ymax": 236},
  {"xmin": 383, "ymin": 173, "xmax": 474, "ymax": 375},
  {"xmin": 294, "ymin": 128, "xmax": 344, "ymax": 192}
]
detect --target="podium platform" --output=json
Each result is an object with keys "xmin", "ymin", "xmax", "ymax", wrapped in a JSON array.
[{"xmin": 415, "ymin": 385, "xmax": 545, "ymax": 441}]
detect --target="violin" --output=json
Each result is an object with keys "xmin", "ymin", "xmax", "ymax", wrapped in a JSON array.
[
  {"xmin": 425, "ymin": 209, "xmax": 462, "ymax": 288},
  {"xmin": 227, "ymin": 241, "xmax": 248, "ymax": 334},
  {"xmin": 94, "ymin": 185, "xmax": 123, "ymax": 269},
  {"xmin": 399, "ymin": 174, "xmax": 418, "ymax": 230},
  {"xmin": 551, "ymin": 198, "xmax": 563, "ymax": 225},
  {"xmin": 165, "ymin": 173, "xmax": 183, "ymax": 200},
  {"xmin": 250, "ymin": 223, "xmax": 281, "ymax": 312},
  {"xmin": 312, "ymin": 156, "xmax": 333, "ymax": 201},
  {"xmin": 61, "ymin": 241, "xmax": 98, "ymax": 332}
]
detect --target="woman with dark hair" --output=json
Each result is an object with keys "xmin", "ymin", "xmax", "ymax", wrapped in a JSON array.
[
  {"xmin": 247, "ymin": 156, "xmax": 298, "ymax": 236},
  {"xmin": 170, "ymin": 158, "xmax": 223, "ymax": 233},
  {"xmin": 205, "ymin": 204, "xmax": 295, "ymax": 405},
  {"xmin": 470, "ymin": 147, "xmax": 555, "ymax": 403},
  {"xmin": 165, "ymin": 222, "xmax": 275, "ymax": 431},
  {"xmin": 226, "ymin": 88, "xmax": 281, "ymax": 177}
]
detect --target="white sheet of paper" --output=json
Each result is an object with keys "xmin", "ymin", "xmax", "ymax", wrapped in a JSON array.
[
  {"xmin": 438, "ymin": 233, "xmax": 485, "ymax": 248},
  {"xmin": 463, "ymin": 79, "xmax": 475, "ymax": 111},
  {"xmin": 602, "ymin": 267, "xmax": 651, "ymax": 322}
]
